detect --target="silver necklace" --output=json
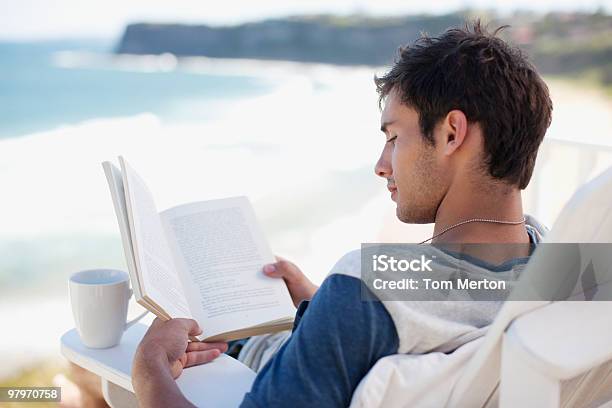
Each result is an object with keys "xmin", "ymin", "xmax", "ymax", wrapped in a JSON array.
[{"xmin": 418, "ymin": 217, "xmax": 526, "ymax": 245}]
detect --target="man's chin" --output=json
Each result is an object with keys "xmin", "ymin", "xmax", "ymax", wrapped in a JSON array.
[{"xmin": 396, "ymin": 204, "xmax": 434, "ymax": 224}]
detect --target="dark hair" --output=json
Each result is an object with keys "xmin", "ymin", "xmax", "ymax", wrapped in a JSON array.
[{"xmin": 375, "ymin": 20, "xmax": 552, "ymax": 189}]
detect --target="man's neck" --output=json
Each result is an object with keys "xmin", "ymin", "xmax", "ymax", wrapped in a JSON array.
[{"xmin": 432, "ymin": 179, "xmax": 529, "ymax": 245}]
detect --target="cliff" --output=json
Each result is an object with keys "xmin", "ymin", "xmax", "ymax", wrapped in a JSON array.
[
  {"xmin": 116, "ymin": 12, "xmax": 612, "ymax": 82},
  {"xmin": 116, "ymin": 14, "xmax": 464, "ymax": 66}
]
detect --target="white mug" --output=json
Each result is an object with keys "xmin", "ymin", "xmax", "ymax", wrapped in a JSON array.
[{"xmin": 69, "ymin": 269, "xmax": 147, "ymax": 349}]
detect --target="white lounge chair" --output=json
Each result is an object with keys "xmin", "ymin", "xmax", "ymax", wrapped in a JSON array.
[
  {"xmin": 62, "ymin": 166, "xmax": 612, "ymax": 407},
  {"xmin": 350, "ymin": 165, "xmax": 612, "ymax": 408}
]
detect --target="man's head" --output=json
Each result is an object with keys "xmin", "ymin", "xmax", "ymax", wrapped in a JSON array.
[{"xmin": 374, "ymin": 21, "xmax": 553, "ymax": 224}]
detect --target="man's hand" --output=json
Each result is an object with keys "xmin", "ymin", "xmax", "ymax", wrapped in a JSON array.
[
  {"xmin": 132, "ymin": 318, "xmax": 228, "ymax": 407},
  {"xmin": 263, "ymin": 256, "xmax": 319, "ymax": 307},
  {"xmin": 135, "ymin": 318, "xmax": 228, "ymax": 379}
]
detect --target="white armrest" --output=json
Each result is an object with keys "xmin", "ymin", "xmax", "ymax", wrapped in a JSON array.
[
  {"xmin": 505, "ymin": 301, "xmax": 612, "ymax": 379},
  {"xmin": 61, "ymin": 323, "xmax": 256, "ymax": 407}
]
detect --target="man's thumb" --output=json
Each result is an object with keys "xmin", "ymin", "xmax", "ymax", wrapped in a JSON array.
[
  {"xmin": 263, "ymin": 263, "xmax": 281, "ymax": 277},
  {"xmin": 264, "ymin": 261, "xmax": 295, "ymax": 279}
]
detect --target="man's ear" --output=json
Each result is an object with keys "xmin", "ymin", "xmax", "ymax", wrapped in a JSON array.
[{"xmin": 440, "ymin": 110, "xmax": 468, "ymax": 156}]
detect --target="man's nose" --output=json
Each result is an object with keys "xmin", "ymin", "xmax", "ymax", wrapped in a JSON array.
[{"xmin": 375, "ymin": 145, "xmax": 392, "ymax": 179}]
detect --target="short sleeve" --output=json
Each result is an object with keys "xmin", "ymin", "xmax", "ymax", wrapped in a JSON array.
[{"xmin": 240, "ymin": 273, "xmax": 399, "ymax": 407}]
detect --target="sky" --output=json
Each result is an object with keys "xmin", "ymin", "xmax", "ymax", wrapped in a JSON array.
[{"xmin": 1, "ymin": 0, "xmax": 611, "ymax": 40}]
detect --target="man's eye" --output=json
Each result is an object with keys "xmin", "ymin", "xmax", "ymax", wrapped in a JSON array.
[{"xmin": 387, "ymin": 136, "xmax": 397, "ymax": 144}]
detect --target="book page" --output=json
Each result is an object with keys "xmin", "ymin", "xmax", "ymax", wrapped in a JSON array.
[
  {"xmin": 161, "ymin": 196, "xmax": 295, "ymax": 339},
  {"xmin": 102, "ymin": 161, "xmax": 143, "ymax": 299},
  {"xmin": 119, "ymin": 157, "xmax": 191, "ymax": 319}
]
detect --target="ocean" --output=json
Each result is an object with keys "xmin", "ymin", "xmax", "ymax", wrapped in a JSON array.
[
  {"xmin": 0, "ymin": 40, "xmax": 387, "ymax": 293},
  {"xmin": 0, "ymin": 41, "xmax": 275, "ymax": 139}
]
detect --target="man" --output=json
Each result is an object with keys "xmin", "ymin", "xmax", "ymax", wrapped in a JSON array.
[{"xmin": 132, "ymin": 21, "xmax": 552, "ymax": 407}]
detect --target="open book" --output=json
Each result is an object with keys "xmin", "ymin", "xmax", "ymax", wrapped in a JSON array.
[{"xmin": 102, "ymin": 156, "xmax": 295, "ymax": 342}]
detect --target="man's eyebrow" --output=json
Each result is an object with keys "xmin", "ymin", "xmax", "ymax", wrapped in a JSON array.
[{"xmin": 380, "ymin": 120, "xmax": 396, "ymax": 133}]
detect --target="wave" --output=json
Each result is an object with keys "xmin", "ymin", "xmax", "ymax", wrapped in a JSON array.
[{"xmin": 52, "ymin": 49, "xmax": 382, "ymax": 79}]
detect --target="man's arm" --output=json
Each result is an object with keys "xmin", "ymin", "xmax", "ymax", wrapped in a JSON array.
[
  {"xmin": 133, "ymin": 346, "xmax": 194, "ymax": 408},
  {"xmin": 241, "ymin": 273, "xmax": 399, "ymax": 407}
]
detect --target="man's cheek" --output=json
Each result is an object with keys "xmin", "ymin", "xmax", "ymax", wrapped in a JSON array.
[{"xmin": 390, "ymin": 153, "xmax": 401, "ymax": 178}]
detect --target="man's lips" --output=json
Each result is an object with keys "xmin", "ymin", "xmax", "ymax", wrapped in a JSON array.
[{"xmin": 387, "ymin": 186, "xmax": 397, "ymax": 193}]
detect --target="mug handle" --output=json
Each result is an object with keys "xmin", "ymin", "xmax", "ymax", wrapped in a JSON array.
[{"xmin": 125, "ymin": 288, "xmax": 149, "ymax": 330}]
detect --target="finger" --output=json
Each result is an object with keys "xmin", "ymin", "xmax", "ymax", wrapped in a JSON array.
[
  {"xmin": 184, "ymin": 349, "xmax": 222, "ymax": 367},
  {"xmin": 265, "ymin": 255, "xmax": 290, "ymax": 277},
  {"xmin": 263, "ymin": 263, "xmax": 282, "ymax": 277},
  {"xmin": 276, "ymin": 259, "xmax": 300, "ymax": 279},
  {"xmin": 187, "ymin": 341, "xmax": 228, "ymax": 353},
  {"xmin": 264, "ymin": 260, "xmax": 296, "ymax": 278},
  {"xmin": 173, "ymin": 318, "xmax": 203, "ymax": 336}
]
